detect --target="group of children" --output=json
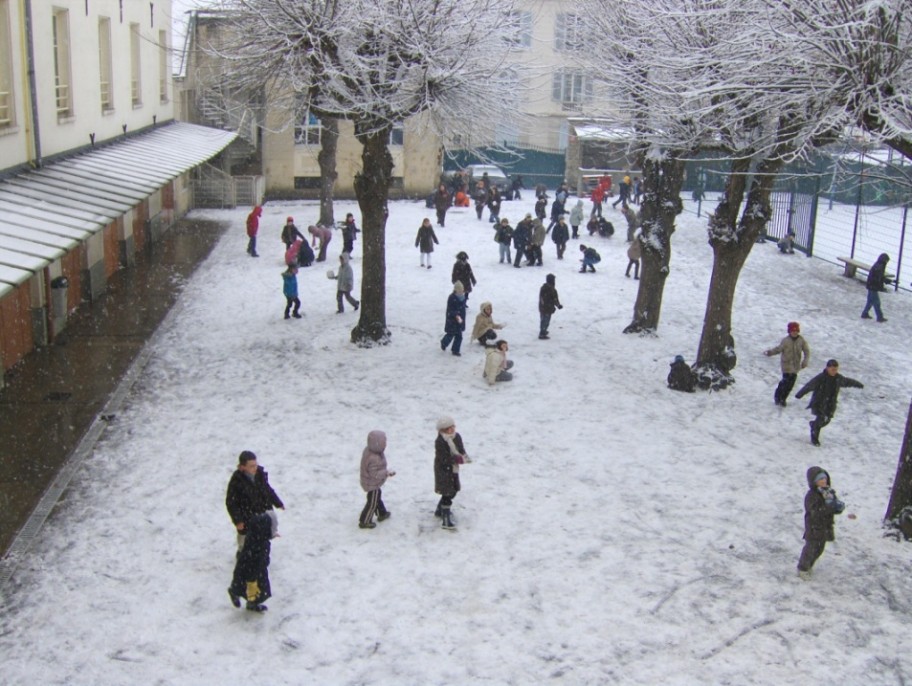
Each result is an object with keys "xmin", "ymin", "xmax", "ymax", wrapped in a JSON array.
[{"xmin": 244, "ymin": 206, "xmax": 362, "ymax": 318}]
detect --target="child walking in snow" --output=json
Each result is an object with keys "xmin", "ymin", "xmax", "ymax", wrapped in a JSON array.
[
  {"xmin": 763, "ymin": 321, "xmax": 810, "ymax": 407},
  {"xmin": 797, "ymin": 466, "xmax": 845, "ymax": 578},
  {"xmin": 415, "ymin": 218, "xmax": 439, "ymax": 268},
  {"xmin": 282, "ymin": 265, "xmax": 301, "ymax": 319},
  {"xmin": 330, "ymin": 253, "xmax": 360, "ymax": 313},
  {"xmin": 358, "ymin": 430, "xmax": 395, "ymax": 529},
  {"xmin": 434, "ymin": 416, "xmax": 471, "ymax": 530}
]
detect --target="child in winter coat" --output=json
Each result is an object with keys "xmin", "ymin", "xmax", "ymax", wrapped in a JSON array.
[
  {"xmin": 281, "ymin": 217, "xmax": 303, "ymax": 249},
  {"xmin": 494, "ymin": 218, "xmax": 513, "ymax": 264},
  {"xmin": 358, "ymin": 430, "xmax": 395, "ymax": 529},
  {"xmin": 538, "ymin": 273, "xmax": 562, "ymax": 340},
  {"xmin": 440, "ymin": 281, "xmax": 467, "ymax": 356},
  {"xmin": 434, "ymin": 416, "xmax": 471, "ymax": 530},
  {"xmin": 797, "ymin": 466, "xmax": 845, "ymax": 578},
  {"xmin": 764, "ymin": 321, "xmax": 810, "ymax": 406},
  {"xmin": 285, "ymin": 237, "xmax": 304, "ymax": 267},
  {"xmin": 341, "ymin": 213, "xmax": 359, "ymax": 254},
  {"xmin": 795, "ymin": 359, "xmax": 863, "ymax": 446},
  {"xmin": 551, "ymin": 216, "xmax": 570, "ymax": 260},
  {"xmin": 228, "ymin": 513, "xmax": 273, "ymax": 612},
  {"xmin": 569, "ymin": 199, "xmax": 585, "ymax": 238},
  {"xmin": 626, "ymin": 237, "xmax": 642, "ymax": 279},
  {"xmin": 667, "ymin": 355, "xmax": 696, "ymax": 392},
  {"xmin": 579, "ymin": 244, "xmax": 601, "ymax": 273},
  {"xmin": 452, "ymin": 252, "xmax": 477, "ymax": 301},
  {"xmin": 471, "ymin": 301, "xmax": 505, "ymax": 346},
  {"xmin": 308, "ymin": 224, "xmax": 332, "ymax": 262},
  {"xmin": 861, "ymin": 252, "xmax": 891, "ymax": 322},
  {"xmin": 330, "ymin": 253, "xmax": 360, "ymax": 313},
  {"xmin": 246, "ymin": 205, "xmax": 262, "ymax": 257},
  {"xmin": 415, "ymin": 218, "xmax": 439, "ymax": 268},
  {"xmin": 621, "ymin": 205, "xmax": 639, "ymax": 242},
  {"xmin": 778, "ymin": 231, "xmax": 796, "ymax": 254},
  {"xmin": 474, "ymin": 183, "xmax": 487, "ymax": 220},
  {"xmin": 281, "ymin": 265, "xmax": 301, "ymax": 319},
  {"xmin": 534, "ymin": 195, "xmax": 548, "ymax": 221},
  {"xmin": 483, "ymin": 340, "xmax": 514, "ymax": 385},
  {"xmin": 528, "ymin": 219, "xmax": 546, "ymax": 266}
]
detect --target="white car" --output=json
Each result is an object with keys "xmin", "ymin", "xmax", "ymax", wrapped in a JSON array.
[{"xmin": 465, "ymin": 164, "xmax": 510, "ymax": 190}]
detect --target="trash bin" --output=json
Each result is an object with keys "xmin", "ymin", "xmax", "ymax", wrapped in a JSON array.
[{"xmin": 50, "ymin": 276, "xmax": 69, "ymax": 319}]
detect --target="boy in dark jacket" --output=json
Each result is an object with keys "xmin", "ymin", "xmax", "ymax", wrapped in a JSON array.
[
  {"xmin": 579, "ymin": 244, "xmax": 601, "ymax": 273},
  {"xmin": 226, "ymin": 451, "xmax": 285, "ymax": 549},
  {"xmin": 440, "ymin": 281, "xmax": 467, "ymax": 356},
  {"xmin": 861, "ymin": 252, "xmax": 890, "ymax": 322},
  {"xmin": 797, "ymin": 466, "xmax": 845, "ymax": 578},
  {"xmin": 451, "ymin": 252, "xmax": 477, "ymax": 302},
  {"xmin": 434, "ymin": 416, "xmax": 470, "ymax": 530},
  {"xmin": 795, "ymin": 359, "xmax": 863, "ymax": 446},
  {"xmin": 538, "ymin": 273, "xmax": 562, "ymax": 340},
  {"xmin": 341, "ymin": 213, "xmax": 359, "ymax": 254},
  {"xmin": 281, "ymin": 217, "xmax": 304, "ymax": 249}
]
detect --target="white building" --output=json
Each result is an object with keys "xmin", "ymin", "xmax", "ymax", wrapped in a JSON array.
[{"xmin": 0, "ymin": 0, "xmax": 234, "ymax": 379}]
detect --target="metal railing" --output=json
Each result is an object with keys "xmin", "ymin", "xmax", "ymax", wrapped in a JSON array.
[
  {"xmin": 55, "ymin": 82, "xmax": 70, "ymax": 116},
  {"xmin": 100, "ymin": 81, "xmax": 112, "ymax": 111}
]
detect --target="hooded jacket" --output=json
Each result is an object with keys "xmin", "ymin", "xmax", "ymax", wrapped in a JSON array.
[
  {"xmin": 471, "ymin": 302, "xmax": 504, "ymax": 341},
  {"xmin": 795, "ymin": 368, "xmax": 863, "ymax": 417},
  {"xmin": 531, "ymin": 219, "xmax": 547, "ymax": 247},
  {"xmin": 246, "ymin": 206, "xmax": 262, "ymax": 237},
  {"xmin": 765, "ymin": 334, "xmax": 810, "ymax": 374},
  {"xmin": 803, "ymin": 466, "xmax": 841, "ymax": 542},
  {"xmin": 570, "ymin": 201, "xmax": 585, "ymax": 226},
  {"xmin": 336, "ymin": 253, "xmax": 354, "ymax": 292},
  {"xmin": 360, "ymin": 430, "xmax": 389, "ymax": 492},
  {"xmin": 539, "ymin": 275, "xmax": 561, "ymax": 314},
  {"xmin": 452, "ymin": 258, "xmax": 477, "ymax": 294},
  {"xmin": 866, "ymin": 253, "xmax": 890, "ymax": 291},
  {"xmin": 483, "ymin": 346, "xmax": 508, "ymax": 385},
  {"xmin": 444, "ymin": 289, "xmax": 467, "ymax": 334}
]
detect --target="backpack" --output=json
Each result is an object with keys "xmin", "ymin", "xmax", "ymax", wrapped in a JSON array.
[{"xmin": 589, "ymin": 249, "xmax": 601, "ymax": 263}]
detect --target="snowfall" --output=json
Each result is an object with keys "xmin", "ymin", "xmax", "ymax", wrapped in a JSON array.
[{"xmin": 1, "ymin": 193, "xmax": 911, "ymax": 685}]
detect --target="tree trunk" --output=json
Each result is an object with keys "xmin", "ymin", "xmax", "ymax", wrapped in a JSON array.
[
  {"xmin": 623, "ymin": 155, "xmax": 685, "ymax": 333},
  {"xmin": 694, "ymin": 157, "xmax": 782, "ymax": 389},
  {"xmin": 317, "ymin": 117, "xmax": 340, "ymax": 227},
  {"xmin": 351, "ymin": 123, "xmax": 393, "ymax": 345},
  {"xmin": 885, "ymin": 398, "xmax": 912, "ymax": 522}
]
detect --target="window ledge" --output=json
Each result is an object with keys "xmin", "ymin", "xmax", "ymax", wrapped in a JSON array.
[
  {"xmin": 102, "ymin": 108, "xmax": 115, "ymax": 117},
  {"xmin": 57, "ymin": 115, "xmax": 76, "ymax": 125},
  {"xmin": 132, "ymin": 102, "xmax": 143, "ymax": 110},
  {"xmin": 0, "ymin": 125, "xmax": 20, "ymax": 138}
]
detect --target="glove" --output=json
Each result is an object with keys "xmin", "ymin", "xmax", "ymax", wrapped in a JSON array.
[
  {"xmin": 454, "ymin": 455, "xmax": 465, "ymax": 464},
  {"xmin": 557, "ymin": 305, "xmax": 563, "ymax": 310},
  {"xmin": 463, "ymin": 455, "xmax": 472, "ymax": 463}
]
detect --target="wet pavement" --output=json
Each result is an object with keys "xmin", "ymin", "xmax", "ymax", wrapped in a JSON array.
[{"xmin": 0, "ymin": 218, "xmax": 227, "ymax": 558}]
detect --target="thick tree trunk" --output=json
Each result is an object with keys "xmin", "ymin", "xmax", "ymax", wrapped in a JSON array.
[
  {"xmin": 623, "ymin": 155, "xmax": 685, "ymax": 334},
  {"xmin": 885, "ymin": 399, "xmax": 912, "ymax": 523},
  {"xmin": 317, "ymin": 117, "xmax": 340, "ymax": 227},
  {"xmin": 694, "ymin": 157, "xmax": 782, "ymax": 389},
  {"xmin": 351, "ymin": 124, "xmax": 393, "ymax": 345}
]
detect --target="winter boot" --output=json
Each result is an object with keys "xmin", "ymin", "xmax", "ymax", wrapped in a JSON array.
[
  {"xmin": 378, "ymin": 511, "xmax": 391, "ymax": 522},
  {"xmin": 441, "ymin": 508, "xmax": 456, "ymax": 530},
  {"xmin": 809, "ymin": 421, "xmax": 821, "ymax": 447},
  {"xmin": 246, "ymin": 602, "xmax": 268, "ymax": 613},
  {"xmin": 228, "ymin": 588, "xmax": 241, "ymax": 608}
]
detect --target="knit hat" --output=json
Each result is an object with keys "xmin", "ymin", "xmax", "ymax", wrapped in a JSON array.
[
  {"xmin": 525, "ymin": 213, "xmax": 532, "ymax": 219},
  {"xmin": 436, "ymin": 416, "xmax": 455, "ymax": 431},
  {"xmin": 673, "ymin": 355, "xmax": 685, "ymax": 364},
  {"xmin": 787, "ymin": 321, "xmax": 800, "ymax": 333},
  {"xmin": 287, "ymin": 216, "xmax": 294, "ymax": 223},
  {"xmin": 826, "ymin": 359, "xmax": 839, "ymax": 368},
  {"xmin": 546, "ymin": 273, "xmax": 556, "ymax": 286},
  {"xmin": 453, "ymin": 281, "xmax": 465, "ymax": 294},
  {"xmin": 814, "ymin": 472, "xmax": 828, "ymax": 484}
]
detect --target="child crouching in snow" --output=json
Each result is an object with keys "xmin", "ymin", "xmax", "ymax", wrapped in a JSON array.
[
  {"xmin": 483, "ymin": 340, "xmax": 514, "ymax": 385},
  {"xmin": 359, "ymin": 430, "xmax": 394, "ymax": 529}
]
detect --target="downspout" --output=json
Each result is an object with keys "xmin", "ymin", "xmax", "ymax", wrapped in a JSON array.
[{"xmin": 22, "ymin": 0, "xmax": 42, "ymax": 168}]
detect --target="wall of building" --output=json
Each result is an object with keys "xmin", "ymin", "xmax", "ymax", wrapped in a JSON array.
[{"xmin": 1, "ymin": 0, "xmax": 174, "ymax": 175}]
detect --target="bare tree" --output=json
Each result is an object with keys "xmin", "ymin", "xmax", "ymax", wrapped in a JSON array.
[{"xmin": 215, "ymin": 0, "xmax": 522, "ymax": 344}]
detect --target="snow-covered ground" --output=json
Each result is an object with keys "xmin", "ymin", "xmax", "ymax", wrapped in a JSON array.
[{"xmin": 2, "ymin": 196, "xmax": 911, "ymax": 685}]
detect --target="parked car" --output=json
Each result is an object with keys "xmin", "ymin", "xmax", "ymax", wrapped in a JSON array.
[{"xmin": 464, "ymin": 164, "xmax": 510, "ymax": 190}]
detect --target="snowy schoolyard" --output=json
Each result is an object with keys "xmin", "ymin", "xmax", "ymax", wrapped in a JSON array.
[{"xmin": 1, "ymin": 194, "xmax": 911, "ymax": 685}]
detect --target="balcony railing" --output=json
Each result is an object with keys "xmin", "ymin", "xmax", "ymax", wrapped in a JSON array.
[
  {"xmin": 55, "ymin": 82, "xmax": 70, "ymax": 116},
  {"xmin": 0, "ymin": 91, "xmax": 11, "ymax": 126},
  {"xmin": 100, "ymin": 80, "xmax": 113, "ymax": 111}
]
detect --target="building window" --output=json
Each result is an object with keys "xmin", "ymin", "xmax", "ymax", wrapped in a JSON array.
[
  {"xmin": 554, "ymin": 13, "xmax": 584, "ymax": 52},
  {"xmin": 504, "ymin": 11, "xmax": 532, "ymax": 48},
  {"xmin": 158, "ymin": 29, "xmax": 168, "ymax": 103},
  {"xmin": 551, "ymin": 69, "xmax": 592, "ymax": 110},
  {"xmin": 0, "ymin": 0, "xmax": 14, "ymax": 128},
  {"xmin": 389, "ymin": 123, "xmax": 404, "ymax": 146},
  {"xmin": 130, "ymin": 23, "xmax": 142, "ymax": 107},
  {"xmin": 98, "ymin": 17, "xmax": 114, "ymax": 112},
  {"xmin": 52, "ymin": 8, "xmax": 73, "ymax": 118},
  {"xmin": 294, "ymin": 109, "xmax": 321, "ymax": 145}
]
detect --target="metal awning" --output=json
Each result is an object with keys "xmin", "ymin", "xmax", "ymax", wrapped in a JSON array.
[{"xmin": 0, "ymin": 122, "xmax": 236, "ymax": 291}]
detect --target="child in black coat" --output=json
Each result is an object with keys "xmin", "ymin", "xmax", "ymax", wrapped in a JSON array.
[
  {"xmin": 797, "ymin": 466, "xmax": 845, "ymax": 578},
  {"xmin": 433, "ymin": 416, "xmax": 471, "ymax": 530}
]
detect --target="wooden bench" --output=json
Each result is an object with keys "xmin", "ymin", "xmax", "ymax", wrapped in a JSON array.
[{"xmin": 836, "ymin": 256, "xmax": 895, "ymax": 283}]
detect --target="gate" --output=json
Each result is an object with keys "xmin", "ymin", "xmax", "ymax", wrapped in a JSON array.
[{"xmin": 768, "ymin": 176, "xmax": 821, "ymax": 255}]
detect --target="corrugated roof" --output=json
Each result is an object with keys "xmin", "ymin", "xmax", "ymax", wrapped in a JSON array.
[{"xmin": 0, "ymin": 122, "xmax": 236, "ymax": 290}]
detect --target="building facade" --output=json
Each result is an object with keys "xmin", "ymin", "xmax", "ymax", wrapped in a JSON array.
[{"xmin": 0, "ymin": 0, "xmax": 234, "ymax": 381}]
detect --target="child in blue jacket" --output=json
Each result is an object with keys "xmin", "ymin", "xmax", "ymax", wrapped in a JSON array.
[{"xmin": 282, "ymin": 265, "xmax": 301, "ymax": 319}]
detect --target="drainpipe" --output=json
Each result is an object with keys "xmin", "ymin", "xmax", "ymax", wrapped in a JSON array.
[{"xmin": 22, "ymin": 0, "xmax": 42, "ymax": 168}]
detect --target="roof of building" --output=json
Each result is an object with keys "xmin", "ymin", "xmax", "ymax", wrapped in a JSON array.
[{"xmin": 0, "ymin": 122, "xmax": 236, "ymax": 298}]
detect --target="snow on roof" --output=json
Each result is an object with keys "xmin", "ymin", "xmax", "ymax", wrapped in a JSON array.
[{"xmin": 0, "ymin": 122, "xmax": 235, "ymax": 289}]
